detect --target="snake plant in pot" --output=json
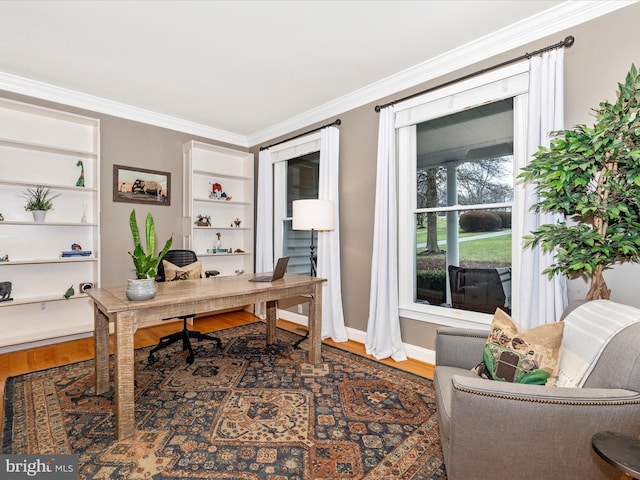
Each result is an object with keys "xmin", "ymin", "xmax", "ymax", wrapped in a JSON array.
[
  {"xmin": 520, "ymin": 64, "xmax": 640, "ymax": 301},
  {"xmin": 126, "ymin": 209, "xmax": 173, "ymax": 300}
]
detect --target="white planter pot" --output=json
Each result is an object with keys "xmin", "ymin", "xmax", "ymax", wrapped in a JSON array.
[
  {"xmin": 32, "ymin": 210, "xmax": 47, "ymax": 222},
  {"xmin": 126, "ymin": 278, "xmax": 157, "ymax": 301}
]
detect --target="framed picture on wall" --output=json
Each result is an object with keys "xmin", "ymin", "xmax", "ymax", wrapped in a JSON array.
[{"xmin": 113, "ymin": 164, "xmax": 171, "ymax": 205}]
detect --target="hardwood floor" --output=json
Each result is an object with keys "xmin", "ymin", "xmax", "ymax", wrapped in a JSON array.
[{"xmin": 0, "ymin": 310, "xmax": 434, "ymax": 428}]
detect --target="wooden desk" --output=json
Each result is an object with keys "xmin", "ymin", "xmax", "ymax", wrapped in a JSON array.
[{"xmin": 87, "ymin": 273, "xmax": 325, "ymax": 440}]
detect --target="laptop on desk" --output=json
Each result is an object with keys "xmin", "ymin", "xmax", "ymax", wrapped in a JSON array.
[{"xmin": 249, "ymin": 256, "xmax": 290, "ymax": 282}]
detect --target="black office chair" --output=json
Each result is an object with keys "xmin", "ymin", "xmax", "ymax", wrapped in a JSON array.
[
  {"xmin": 448, "ymin": 265, "xmax": 511, "ymax": 315},
  {"xmin": 148, "ymin": 249, "xmax": 221, "ymax": 365}
]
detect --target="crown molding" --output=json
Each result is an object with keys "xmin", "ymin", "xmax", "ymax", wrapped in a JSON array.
[
  {"xmin": 247, "ymin": 0, "xmax": 635, "ymax": 147},
  {"xmin": 0, "ymin": 1, "xmax": 633, "ymax": 149},
  {"xmin": 0, "ymin": 72, "xmax": 249, "ymax": 147}
]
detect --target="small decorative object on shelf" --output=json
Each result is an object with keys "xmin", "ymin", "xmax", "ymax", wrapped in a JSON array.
[
  {"xmin": 234, "ymin": 248, "xmax": 245, "ymax": 253},
  {"xmin": 209, "ymin": 181, "xmax": 232, "ymax": 201},
  {"xmin": 232, "ymin": 218, "xmax": 242, "ymax": 228},
  {"xmin": 215, "ymin": 232, "xmax": 222, "ymax": 249},
  {"xmin": 235, "ymin": 269, "xmax": 245, "ymax": 275},
  {"xmin": 195, "ymin": 214, "xmax": 211, "ymax": 226},
  {"xmin": 209, "ymin": 182, "xmax": 222, "ymax": 199},
  {"xmin": 62, "ymin": 243, "xmax": 91, "ymax": 257},
  {"xmin": 63, "ymin": 285, "xmax": 75, "ymax": 300},
  {"xmin": 81, "ymin": 204, "xmax": 88, "ymax": 223},
  {"xmin": 0, "ymin": 254, "xmax": 8, "ymax": 262},
  {"xmin": 62, "ymin": 251, "xmax": 91, "ymax": 257},
  {"xmin": 0, "ymin": 213, "xmax": 4, "ymax": 221},
  {"xmin": 0, "ymin": 281, "xmax": 12, "ymax": 302},
  {"xmin": 21, "ymin": 185, "xmax": 60, "ymax": 222},
  {"xmin": 76, "ymin": 160, "xmax": 85, "ymax": 187}
]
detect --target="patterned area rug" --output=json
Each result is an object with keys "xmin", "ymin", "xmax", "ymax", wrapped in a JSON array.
[{"xmin": 2, "ymin": 323, "xmax": 446, "ymax": 479}]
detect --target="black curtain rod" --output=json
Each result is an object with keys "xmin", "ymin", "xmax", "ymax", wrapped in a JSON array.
[
  {"xmin": 374, "ymin": 35, "xmax": 575, "ymax": 112},
  {"xmin": 260, "ymin": 119, "xmax": 342, "ymax": 151}
]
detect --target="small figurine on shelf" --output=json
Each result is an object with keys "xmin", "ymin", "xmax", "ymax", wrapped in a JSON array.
[
  {"xmin": 0, "ymin": 254, "xmax": 8, "ymax": 262},
  {"xmin": 235, "ymin": 269, "xmax": 245, "ymax": 275},
  {"xmin": 76, "ymin": 160, "xmax": 85, "ymax": 187},
  {"xmin": 63, "ymin": 285, "xmax": 75, "ymax": 300},
  {"xmin": 71, "ymin": 243, "xmax": 82, "ymax": 251},
  {"xmin": 234, "ymin": 248, "xmax": 245, "ymax": 253},
  {"xmin": 233, "ymin": 218, "xmax": 242, "ymax": 228},
  {"xmin": 215, "ymin": 232, "xmax": 225, "ymax": 252},
  {"xmin": 0, "ymin": 213, "xmax": 4, "ymax": 221},
  {"xmin": 209, "ymin": 182, "xmax": 222, "ymax": 200},
  {"xmin": 0, "ymin": 281, "xmax": 12, "ymax": 301},
  {"xmin": 195, "ymin": 214, "xmax": 212, "ymax": 226},
  {"xmin": 81, "ymin": 204, "xmax": 88, "ymax": 223}
]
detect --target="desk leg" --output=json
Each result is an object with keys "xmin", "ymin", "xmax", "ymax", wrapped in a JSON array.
[
  {"xmin": 308, "ymin": 282, "xmax": 323, "ymax": 365},
  {"xmin": 266, "ymin": 300, "xmax": 277, "ymax": 345},
  {"xmin": 94, "ymin": 304, "xmax": 110, "ymax": 395},
  {"xmin": 114, "ymin": 311, "xmax": 136, "ymax": 440}
]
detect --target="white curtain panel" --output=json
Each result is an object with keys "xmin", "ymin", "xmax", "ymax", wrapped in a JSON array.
[
  {"xmin": 317, "ymin": 126, "xmax": 348, "ymax": 342},
  {"xmin": 366, "ymin": 106, "xmax": 407, "ymax": 361},
  {"xmin": 518, "ymin": 49, "xmax": 568, "ymax": 328},
  {"xmin": 255, "ymin": 148, "xmax": 274, "ymax": 319}
]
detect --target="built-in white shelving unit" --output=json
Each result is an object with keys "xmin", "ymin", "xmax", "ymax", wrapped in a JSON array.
[
  {"xmin": 0, "ymin": 97, "xmax": 100, "ymax": 351},
  {"xmin": 183, "ymin": 141, "xmax": 254, "ymax": 276}
]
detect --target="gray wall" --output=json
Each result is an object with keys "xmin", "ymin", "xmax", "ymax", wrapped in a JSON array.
[{"xmin": 3, "ymin": 3, "xmax": 639, "ymax": 353}]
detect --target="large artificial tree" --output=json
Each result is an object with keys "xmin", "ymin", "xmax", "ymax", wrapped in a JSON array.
[{"xmin": 520, "ymin": 64, "xmax": 640, "ymax": 300}]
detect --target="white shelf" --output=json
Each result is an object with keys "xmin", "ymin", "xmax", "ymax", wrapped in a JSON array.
[
  {"xmin": 0, "ymin": 179, "xmax": 97, "ymax": 192},
  {"xmin": 0, "ymin": 96, "xmax": 100, "ymax": 350},
  {"xmin": 199, "ymin": 252, "xmax": 250, "ymax": 257},
  {"xmin": 194, "ymin": 226, "xmax": 251, "ymax": 231},
  {"xmin": 0, "ymin": 293, "xmax": 89, "ymax": 307},
  {"xmin": 193, "ymin": 169, "xmax": 251, "ymax": 181},
  {"xmin": 183, "ymin": 140, "xmax": 254, "ymax": 277},
  {"xmin": 193, "ymin": 197, "xmax": 251, "ymax": 206},
  {"xmin": 0, "ymin": 257, "xmax": 97, "ymax": 265},
  {"xmin": 0, "ymin": 137, "xmax": 97, "ymax": 158},
  {"xmin": 0, "ymin": 220, "xmax": 97, "ymax": 227}
]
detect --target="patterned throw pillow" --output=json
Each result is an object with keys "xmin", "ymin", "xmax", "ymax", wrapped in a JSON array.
[
  {"xmin": 163, "ymin": 260, "xmax": 202, "ymax": 281},
  {"xmin": 473, "ymin": 309, "xmax": 564, "ymax": 385}
]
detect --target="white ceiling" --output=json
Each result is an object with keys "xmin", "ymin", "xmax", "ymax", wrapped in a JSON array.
[{"xmin": 0, "ymin": 1, "xmax": 631, "ymax": 147}]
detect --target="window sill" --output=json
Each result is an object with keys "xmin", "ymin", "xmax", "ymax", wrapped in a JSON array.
[{"xmin": 399, "ymin": 304, "xmax": 493, "ymax": 330}]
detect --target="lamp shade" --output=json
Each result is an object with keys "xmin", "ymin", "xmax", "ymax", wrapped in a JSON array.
[{"xmin": 292, "ymin": 199, "xmax": 335, "ymax": 231}]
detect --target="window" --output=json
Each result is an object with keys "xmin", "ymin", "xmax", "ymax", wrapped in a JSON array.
[
  {"xmin": 277, "ymin": 152, "xmax": 320, "ymax": 275},
  {"xmin": 397, "ymin": 63, "xmax": 529, "ymax": 326},
  {"xmin": 271, "ymin": 133, "xmax": 321, "ymax": 276}
]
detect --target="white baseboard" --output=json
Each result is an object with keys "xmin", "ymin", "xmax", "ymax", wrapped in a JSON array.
[
  {"xmin": 0, "ymin": 331, "xmax": 93, "ymax": 354},
  {"xmin": 277, "ymin": 310, "xmax": 436, "ymax": 366}
]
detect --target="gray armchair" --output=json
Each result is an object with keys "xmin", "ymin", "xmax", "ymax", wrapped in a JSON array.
[{"xmin": 433, "ymin": 302, "xmax": 640, "ymax": 480}]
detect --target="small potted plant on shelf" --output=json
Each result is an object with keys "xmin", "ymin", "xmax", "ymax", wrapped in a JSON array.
[
  {"xmin": 126, "ymin": 209, "xmax": 173, "ymax": 301},
  {"xmin": 21, "ymin": 186, "xmax": 60, "ymax": 222}
]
